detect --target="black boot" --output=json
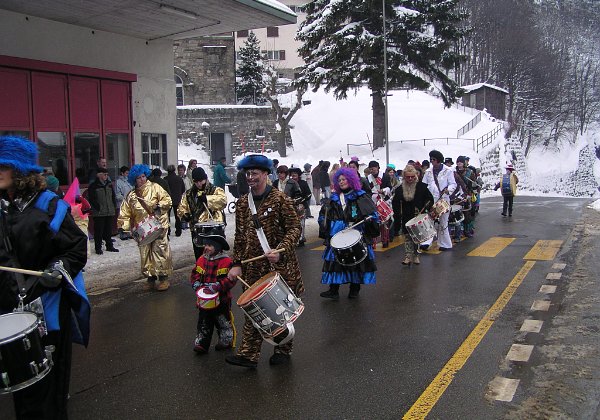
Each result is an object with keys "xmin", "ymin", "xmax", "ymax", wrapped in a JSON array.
[
  {"xmin": 320, "ymin": 284, "xmax": 340, "ymax": 300},
  {"xmin": 348, "ymin": 283, "xmax": 360, "ymax": 299}
]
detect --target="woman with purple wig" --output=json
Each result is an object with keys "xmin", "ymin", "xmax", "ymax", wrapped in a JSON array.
[{"xmin": 318, "ymin": 167, "xmax": 380, "ymax": 299}]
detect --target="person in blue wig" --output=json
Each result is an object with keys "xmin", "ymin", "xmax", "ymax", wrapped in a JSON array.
[
  {"xmin": 318, "ymin": 167, "xmax": 380, "ymax": 299},
  {"xmin": 118, "ymin": 164, "xmax": 173, "ymax": 291},
  {"xmin": 0, "ymin": 135, "xmax": 89, "ymax": 418}
]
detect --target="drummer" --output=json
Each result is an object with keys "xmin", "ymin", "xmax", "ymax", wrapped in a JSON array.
[
  {"xmin": 0, "ymin": 136, "xmax": 89, "ymax": 417},
  {"xmin": 189, "ymin": 230, "xmax": 236, "ymax": 354},
  {"xmin": 226, "ymin": 154, "xmax": 303, "ymax": 368},
  {"xmin": 118, "ymin": 164, "xmax": 173, "ymax": 291},
  {"xmin": 391, "ymin": 164, "xmax": 434, "ymax": 266},
  {"xmin": 178, "ymin": 167, "xmax": 227, "ymax": 261},
  {"xmin": 318, "ymin": 167, "xmax": 380, "ymax": 300}
]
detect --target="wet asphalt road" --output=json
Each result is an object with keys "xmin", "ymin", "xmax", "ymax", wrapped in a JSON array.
[{"xmin": 0, "ymin": 196, "xmax": 595, "ymax": 419}]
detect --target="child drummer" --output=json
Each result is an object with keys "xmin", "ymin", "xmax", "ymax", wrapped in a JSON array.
[{"xmin": 189, "ymin": 231, "xmax": 236, "ymax": 353}]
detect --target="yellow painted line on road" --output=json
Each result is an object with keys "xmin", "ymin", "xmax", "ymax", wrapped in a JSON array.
[
  {"xmin": 523, "ymin": 240, "xmax": 563, "ymax": 261},
  {"xmin": 467, "ymin": 237, "xmax": 515, "ymax": 258},
  {"xmin": 403, "ymin": 260, "xmax": 536, "ymax": 419},
  {"xmin": 312, "ymin": 245, "xmax": 325, "ymax": 251}
]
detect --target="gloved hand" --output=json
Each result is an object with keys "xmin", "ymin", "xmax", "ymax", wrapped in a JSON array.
[
  {"xmin": 198, "ymin": 193, "xmax": 207, "ymax": 205},
  {"xmin": 205, "ymin": 282, "xmax": 221, "ymax": 293},
  {"xmin": 183, "ymin": 213, "xmax": 192, "ymax": 222},
  {"xmin": 40, "ymin": 268, "xmax": 62, "ymax": 289},
  {"xmin": 192, "ymin": 281, "xmax": 201, "ymax": 291}
]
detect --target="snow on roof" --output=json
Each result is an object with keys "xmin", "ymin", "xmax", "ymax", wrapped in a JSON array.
[
  {"xmin": 248, "ymin": 0, "xmax": 295, "ymax": 16},
  {"xmin": 461, "ymin": 83, "xmax": 508, "ymax": 94}
]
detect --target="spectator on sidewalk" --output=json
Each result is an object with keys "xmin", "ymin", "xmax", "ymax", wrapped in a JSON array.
[
  {"xmin": 88, "ymin": 168, "xmax": 119, "ymax": 254},
  {"xmin": 166, "ymin": 164, "xmax": 186, "ymax": 237},
  {"xmin": 213, "ymin": 157, "xmax": 231, "ymax": 188}
]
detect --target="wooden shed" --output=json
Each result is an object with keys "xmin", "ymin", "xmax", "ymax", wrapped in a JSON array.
[{"xmin": 461, "ymin": 83, "xmax": 508, "ymax": 120}]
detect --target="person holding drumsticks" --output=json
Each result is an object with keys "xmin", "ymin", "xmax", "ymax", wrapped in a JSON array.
[
  {"xmin": 0, "ymin": 136, "xmax": 89, "ymax": 418},
  {"xmin": 392, "ymin": 164, "xmax": 434, "ymax": 266},
  {"xmin": 318, "ymin": 167, "xmax": 380, "ymax": 300},
  {"xmin": 226, "ymin": 154, "xmax": 303, "ymax": 368},
  {"xmin": 118, "ymin": 164, "xmax": 173, "ymax": 291}
]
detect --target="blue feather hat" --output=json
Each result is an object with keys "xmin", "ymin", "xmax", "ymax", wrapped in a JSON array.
[
  {"xmin": 128, "ymin": 164, "xmax": 151, "ymax": 185},
  {"xmin": 237, "ymin": 154, "xmax": 273, "ymax": 174},
  {"xmin": 0, "ymin": 136, "xmax": 43, "ymax": 174}
]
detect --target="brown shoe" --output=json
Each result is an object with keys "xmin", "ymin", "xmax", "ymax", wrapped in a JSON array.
[
  {"xmin": 402, "ymin": 256, "xmax": 412, "ymax": 265},
  {"xmin": 155, "ymin": 280, "xmax": 170, "ymax": 291},
  {"xmin": 413, "ymin": 256, "xmax": 420, "ymax": 265}
]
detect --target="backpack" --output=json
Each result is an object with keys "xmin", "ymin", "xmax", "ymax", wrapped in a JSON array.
[{"xmin": 501, "ymin": 174, "xmax": 512, "ymax": 195}]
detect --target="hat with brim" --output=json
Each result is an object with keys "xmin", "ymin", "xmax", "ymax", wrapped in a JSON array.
[
  {"xmin": 237, "ymin": 154, "xmax": 272, "ymax": 174},
  {"xmin": 506, "ymin": 164, "xmax": 515, "ymax": 171},
  {"xmin": 198, "ymin": 234, "xmax": 230, "ymax": 251},
  {"xmin": 289, "ymin": 167, "xmax": 303, "ymax": 177},
  {"xmin": 0, "ymin": 136, "xmax": 43, "ymax": 175}
]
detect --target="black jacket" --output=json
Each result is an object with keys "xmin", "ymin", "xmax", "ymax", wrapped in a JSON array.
[{"xmin": 165, "ymin": 172, "xmax": 186, "ymax": 206}]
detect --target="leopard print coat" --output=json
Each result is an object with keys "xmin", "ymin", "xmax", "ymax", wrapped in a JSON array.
[{"xmin": 232, "ymin": 186, "xmax": 303, "ymax": 294}]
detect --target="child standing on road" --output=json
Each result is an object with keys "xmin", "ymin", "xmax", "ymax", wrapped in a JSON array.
[{"xmin": 189, "ymin": 230, "xmax": 236, "ymax": 353}]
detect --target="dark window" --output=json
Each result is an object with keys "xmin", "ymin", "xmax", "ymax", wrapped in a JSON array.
[
  {"xmin": 175, "ymin": 74, "xmax": 184, "ymax": 106},
  {"xmin": 279, "ymin": 50, "xmax": 286, "ymax": 60},
  {"xmin": 237, "ymin": 30, "xmax": 249, "ymax": 37},
  {"xmin": 141, "ymin": 133, "xmax": 168, "ymax": 169},
  {"xmin": 266, "ymin": 27, "xmax": 279, "ymax": 37},
  {"xmin": 255, "ymin": 128, "xmax": 265, "ymax": 137}
]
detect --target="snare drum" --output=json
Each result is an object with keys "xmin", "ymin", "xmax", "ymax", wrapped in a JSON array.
[
  {"xmin": 237, "ymin": 272, "xmax": 304, "ymax": 344},
  {"xmin": 0, "ymin": 312, "xmax": 53, "ymax": 394},
  {"xmin": 132, "ymin": 216, "xmax": 165, "ymax": 246},
  {"xmin": 193, "ymin": 222, "xmax": 226, "ymax": 247},
  {"xmin": 448, "ymin": 205, "xmax": 464, "ymax": 225},
  {"xmin": 330, "ymin": 229, "xmax": 368, "ymax": 266},
  {"xmin": 376, "ymin": 198, "xmax": 393, "ymax": 223},
  {"xmin": 431, "ymin": 199, "xmax": 450, "ymax": 219},
  {"xmin": 405, "ymin": 214, "xmax": 436, "ymax": 244},
  {"xmin": 196, "ymin": 289, "xmax": 220, "ymax": 310}
]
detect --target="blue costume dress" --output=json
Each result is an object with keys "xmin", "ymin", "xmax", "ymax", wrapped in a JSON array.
[{"xmin": 319, "ymin": 189, "xmax": 380, "ymax": 285}]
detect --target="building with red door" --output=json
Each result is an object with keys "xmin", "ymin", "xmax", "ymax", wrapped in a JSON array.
[{"xmin": 0, "ymin": 1, "xmax": 295, "ymax": 185}]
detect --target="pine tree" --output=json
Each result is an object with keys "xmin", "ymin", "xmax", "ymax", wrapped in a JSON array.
[
  {"xmin": 296, "ymin": 0, "xmax": 468, "ymax": 149},
  {"xmin": 236, "ymin": 31, "xmax": 265, "ymax": 104}
]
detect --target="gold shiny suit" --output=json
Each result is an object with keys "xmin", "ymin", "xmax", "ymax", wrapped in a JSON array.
[
  {"xmin": 177, "ymin": 183, "xmax": 227, "ymax": 225},
  {"xmin": 118, "ymin": 181, "xmax": 173, "ymax": 278}
]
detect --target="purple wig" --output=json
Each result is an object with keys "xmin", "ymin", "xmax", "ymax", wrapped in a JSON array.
[{"xmin": 333, "ymin": 167, "xmax": 362, "ymax": 194}]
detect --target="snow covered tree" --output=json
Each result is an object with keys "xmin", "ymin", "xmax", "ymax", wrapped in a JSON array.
[
  {"xmin": 296, "ymin": 0, "xmax": 467, "ymax": 149},
  {"xmin": 236, "ymin": 31, "xmax": 265, "ymax": 104},
  {"xmin": 263, "ymin": 66, "xmax": 306, "ymax": 157}
]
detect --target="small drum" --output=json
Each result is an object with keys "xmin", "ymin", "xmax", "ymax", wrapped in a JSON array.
[
  {"xmin": 431, "ymin": 199, "xmax": 450, "ymax": 219},
  {"xmin": 448, "ymin": 205, "xmax": 464, "ymax": 225},
  {"xmin": 0, "ymin": 312, "xmax": 53, "ymax": 394},
  {"xmin": 376, "ymin": 198, "xmax": 393, "ymax": 223},
  {"xmin": 196, "ymin": 289, "xmax": 220, "ymax": 310},
  {"xmin": 330, "ymin": 229, "xmax": 368, "ymax": 266},
  {"xmin": 237, "ymin": 272, "xmax": 304, "ymax": 344},
  {"xmin": 193, "ymin": 222, "xmax": 226, "ymax": 247},
  {"xmin": 132, "ymin": 216, "xmax": 165, "ymax": 246},
  {"xmin": 405, "ymin": 213, "xmax": 436, "ymax": 244}
]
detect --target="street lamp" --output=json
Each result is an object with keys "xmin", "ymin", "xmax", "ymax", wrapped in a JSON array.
[{"xmin": 382, "ymin": 0, "xmax": 390, "ymax": 167}]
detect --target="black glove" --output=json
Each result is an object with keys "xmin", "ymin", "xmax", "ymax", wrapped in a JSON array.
[
  {"xmin": 198, "ymin": 193, "xmax": 207, "ymax": 205},
  {"xmin": 40, "ymin": 268, "xmax": 62, "ymax": 289}
]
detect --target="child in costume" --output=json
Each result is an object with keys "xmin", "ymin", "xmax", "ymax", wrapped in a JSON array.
[{"xmin": 190, "ymin": 230, "xmax": 236, "ymax": 353}]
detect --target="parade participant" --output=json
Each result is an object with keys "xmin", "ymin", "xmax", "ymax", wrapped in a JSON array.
[
  {"xmin": 420, "ymin": 160, "xmax": 430, "ymax": 181},
  {"xmin": 178, "ymin": 167, "xmax": 227, "ymax": 260},
  {"xmin": 302, "ymin": 163, "xmax": 314, "ymax": 217},
  {"xmin": 367, "ymin": 160, "xmax": 382, "ymax": 196},
  {"xmin": 213, "ymin": 157, "xmax": 231, "ymax": 188},
  {"xmin": 318, "ymin": 167, "xmax": 379, "ymax": 299},
  {"xmin": 392, "ymin": 165, "xmax": 434, "ymax": 265},
  {"xmin": 226, "ymin": 154, "xmax": 302, "ymax": 368},
  {"xmin": 88, "ymin": 167, "xmax": 119, "ymax": 254},
  {"xmin": 148, "ymin": 168, "xmax": 171, "ymax": 196},
  {"xmin": 118, "ymin": 164, "xmax": 173, "ymax": 291},
  {"xmin": 269, "ymin": 159, "xmax": 279, "ymax": 183},
  {"xmin": 348, "ymin": 160, "xmax": 372, "ymax": 195},
  {"xmin": 474, "ymin": 168, "xmax": 483, "ymax": 213},
  {"xmin": 289, "ymin": 167, "xmax": 313, "ymax": 246},
  {"xmin": 189, "ymin": 230, "xmax": 236, "ymax": 353},
  {"xmin": 311, "ymin": 161, "xmax": 322, "ymax": 205},
  {"xmin": 273, "ymin": 165, "xmax": 301, "ymax": 199},
  {"xmin": 494, "ymin": 164, "xmax": 519, "ymax": 217},
  {"xmin": 455, "ymin": 156, "xmax": 477, "ymax": 237},
  {"xmin": 186, "ymin": 159, "xmax": 198, "ymax": 186},
  {"xmin": 0, "ymin": 135, "xmax": 89, "ymax": 418},
  {"xmin": 421, "ymin": 150, "xmax": 457, "ymax": 251},
  {"xmin": 166, "ymin": 165, "xmax": 186, "ymax": 237},
  {"xmin": 444, "ymin": 157, "xmax": 454, "ymax": 168},
  {"xmin": 236, "ymin": 168, "xmax": 249, "ymax": 196},
  {"xmin": 367, "ymin": 160, "xmax": 390, "ymax": 248}
]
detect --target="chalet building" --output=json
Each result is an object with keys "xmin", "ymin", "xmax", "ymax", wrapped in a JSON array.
[
  {"xmin": 461, "ymin": 83, "xmax": 508, "ymax": 121},
  {"xmin": 0, "ymin": 1, "xmax": 295, "ymax": 186}
]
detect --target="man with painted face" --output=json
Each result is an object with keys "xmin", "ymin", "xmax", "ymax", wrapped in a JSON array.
[{"xmin": 226, "ymin": 154, "xmax": 302, "ymax": 368}]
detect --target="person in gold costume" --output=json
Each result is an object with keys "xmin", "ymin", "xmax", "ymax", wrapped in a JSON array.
[
  {"xmin": 118, "ymin": 164, "xmax": 173, "ymax": 291},
  {"xmin": 177, "ymin": 167, "xmax": 227, "ymax": 260}
]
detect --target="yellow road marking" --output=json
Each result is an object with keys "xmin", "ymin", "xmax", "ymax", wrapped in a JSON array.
[
  {"xmin": 311, "ymin": 245, "xmax": 325, "ymax": 251},
  {"xmin": 403, "ymin": 261, "xmax": 536, "ymax": 419},
  {"xmin": 467, "ymin": 237, "xmax": 515, "ymax": 258},
  {"xmin": 523, "ymin": 240, "xmax": 563, "ymax": 261}
]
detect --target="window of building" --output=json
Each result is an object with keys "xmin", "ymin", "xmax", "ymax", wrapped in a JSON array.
[
  {"xmin": 141, "ymin": 133, "xmax": 168, "ymax": 169},
  {"xmin": 237, "ymin": 30, "xmax": 249, "ymax": 38},
  {"xmin": 261, "ymin": 50, "xmax": 286, "ymax": 61},
  {"xmin": 469, "ymin": 93, "xmax": 477, "ymax": 108},
  {"xmin": 73, "ymin": 132, "xmax": 101, "ymax": 184},
  {"xmin": 255, "ymin": 128, "xmax": 265, "ymax": 137},
  {"xmin": 266, "ymin": 27, "xmax": 279, "ymax": 37},
  {"xmin": 175, "ymin": 75, "xmax": 184, "ymax": 106},
  {"xmin": 288, "ymin": 5, "xmax": 304, "ymax": 13}
]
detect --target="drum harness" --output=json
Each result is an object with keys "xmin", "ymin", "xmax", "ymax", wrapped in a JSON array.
[{"xmin": 432, "ymin": 170, "xmax": 450, "ymax": 232}]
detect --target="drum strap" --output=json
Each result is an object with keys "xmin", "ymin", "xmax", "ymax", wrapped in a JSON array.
[
  {"xmin": 339, "ymin": 193, "xmax": 347, "ymax": 211},
  {"xmin": 432, "ymin": 170, "xmax": 448, "ymax": 200},
  {"xmin": 135, "ymin": 189, "xmax": 155, "ymax": 217},
  {"xmin": 248, "ymin": 193, "xmax": 272, "ymax": 253}
]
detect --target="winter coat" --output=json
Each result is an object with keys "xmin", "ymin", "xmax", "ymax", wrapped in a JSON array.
[
  {"xmin": 115, "ymin": 175, "xmax": 132, "ymax": 209},
  {"xmin": 165, "ymin": 172, "xmax": 186, "ymax": 206},
  {"xmin": 273, "ymin": 178, "xmax": 301, "ymax": 199},
  {"xmin": 391, "ymin": 182, "xmax": 434, "ymax": 234},
  {"xmin": 148, "ymin": 175, "xmax": 171, "ymax": 198},
  {"xmin": 87, "ymin": 179, "xmax": 117, "ymax": 217},
  {"xmin": 213, "ymin": 162, "xmax": 231, "ymax": 188}
]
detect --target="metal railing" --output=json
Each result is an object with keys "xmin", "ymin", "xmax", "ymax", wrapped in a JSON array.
[
  {"xmin": 457, "ymin": 112, "xmax": 481, "ymax": 137},
  {"xmin": 475, "ymin": 123, "xmax": 503, "ymax": 152}
]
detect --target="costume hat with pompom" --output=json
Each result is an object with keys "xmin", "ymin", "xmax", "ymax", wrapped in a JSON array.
[
  {"xmin": 0, "ymin": 136, "xmax": 43, "ymax": 174},
  {"xmin": 237, "ymin": 154, "xmax": 273, "ymax": 174},
  {"xmin": 128, "ymin": 164, "xmax": 151, "ymax": 186}
]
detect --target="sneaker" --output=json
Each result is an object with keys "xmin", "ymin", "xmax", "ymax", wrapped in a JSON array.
[
  {"xmin": 413, "ymin": 256, "xmax": 420, "ymax": 265},
  {"xmin": 106, "ymin": 247, "xmax": 119, "ymax": 252},
  {"xmin": 226, "ymin": 354, "xmax": 257, "ymax": 368},
  {"xmin": 269, "ymin": 353, "xmax": 291, "ymax": 366},
  {"xmin": 319, "ymin": 289, "xmax": 339, "ymax": 300},
  {"xmin": 155, "ymin": 280, "xmax": 170, "ymax": 291},
  {"xmin": 501, "ymin": 212, "xmax": 507, "ymax": 216}
]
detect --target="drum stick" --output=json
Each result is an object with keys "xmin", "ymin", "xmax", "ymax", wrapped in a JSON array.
[
  {"xmin": 0, "ymin": 265, "xmax": 44, "ymax": 277},
  {"xmin": 345, "ymin": 215, "xmax": 372, "ymax": 230},
  {"xmin": 203, "ymin": 202, "xmax": 214, "ymax": 221},
  {"xmin": 241, "ymin": 248, "xmax": 285, "ymax": 264},
  {"xmin": 236, "ymin": 276, "xmax": 251, "ymax": 288}
]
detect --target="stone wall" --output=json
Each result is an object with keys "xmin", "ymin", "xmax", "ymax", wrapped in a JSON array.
[{"xmin": 173, "ymin": 36, "xmax": 236, "ymax": 105}]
